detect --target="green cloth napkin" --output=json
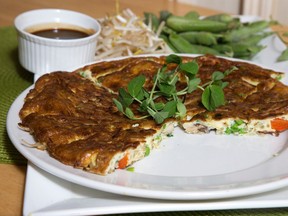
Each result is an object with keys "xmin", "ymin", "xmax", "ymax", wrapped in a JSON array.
[
  {"xmin": 1, "ymin": 26, "xmax": 288, "ymax": 215},
  {"xmin": 0, "ymin": 26, "xmax": 33, "ymax": 165}
]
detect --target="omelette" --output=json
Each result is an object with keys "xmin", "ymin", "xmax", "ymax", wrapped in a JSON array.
[{"xmin": 19, "ymin": 55, "xmax": 288, "ymax": 175}]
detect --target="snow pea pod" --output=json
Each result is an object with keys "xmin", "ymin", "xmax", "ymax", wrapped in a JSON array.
[
  {"xmin": 166, "ymin": 16, "xmax": 228, "ymax": 33},
  {"xmin": 144, "ymin": 12, "xmax": 159, "ymax": 32},
  {"xmin": 159, "ymin": 34, "xmax": 178, "ymax": 53},
  {"xmin": 184, "ymin": 11, "xmax": 200, "ymax": 20},
  {"xmin": 230, "ymin": 43, "xmax": 265, "ymax": 58},
  {"xmin": 212, "ymin": 32, "xmax": 272, "ymax": 58},
  {"xmin": 223, "ymin": 20, "xmax": 270, "ymax": 42},
  {"xmin": 203, "ymin": 13, "xmax": 234, "ymax": 23},
  {"xmin": 162, "ymin": 26, "xmax": 177, "ymax": 35},
  {"xmin": 169, "ymin": 33, "xmax": 220, "ymax": 55},
  {"xmin": 179, "ymin": 31, "xmax": 218, "ymax": 46},
  {"xmin": 211, "ymin": 44, "xmax": 234, "ymax": 57},
  {"xmin": 159, "ymin": 10, "xmax": 172, "ymax": 23},
  {"xmin": 203, "ymin": 14, "xmax": 242, "ymax": 31},
  {"xmin": 234, "ymin": 31, "xmax": 274, "ymax": 45}
]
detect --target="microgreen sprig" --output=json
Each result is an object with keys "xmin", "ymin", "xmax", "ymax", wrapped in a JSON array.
[{"xmin": 113, "ymin": 54, "xmax": 236, "ymax": 124}]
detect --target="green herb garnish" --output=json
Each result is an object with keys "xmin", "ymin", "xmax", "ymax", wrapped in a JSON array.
[{"xmin": 113, "ymin": 54, "xmax": 236, "ymax": 124}]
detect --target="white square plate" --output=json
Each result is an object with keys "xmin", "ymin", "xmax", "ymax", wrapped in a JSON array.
[{"xmin": 24, "ymin": 162, "xmax": 288, "ymax": 216}]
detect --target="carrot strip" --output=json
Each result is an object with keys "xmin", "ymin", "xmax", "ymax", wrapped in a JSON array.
[
  {"xmin": 118, "ymin": 153, "xmax": 129, "ymax": 169},
  {"xmin": 271, "ymin": 118, "xmax": 288, "ymax": 131}
]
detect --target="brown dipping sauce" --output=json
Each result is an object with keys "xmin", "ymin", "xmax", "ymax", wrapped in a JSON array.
[
  {"xmin": 25, "ymin": 23, "xmax": 96, "ymax": 40},
  {"xmin": 32, "ymin": 28, "xmax": 90, "ymax": 39}
]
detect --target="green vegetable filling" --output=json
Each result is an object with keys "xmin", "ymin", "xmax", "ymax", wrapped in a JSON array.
[
  {"xmin": 126, "ymin": 167, "xmax": 135, "ymax": 172},
  {"xmin": 167, "ymin": 133, "xmax": 173, "ymax": 137},
  {"xmin": 79, "ymin": 71, "xmax": 87, "ymax": 77},
  {"xmin": 225, "ymin": 119, "xmax": 247, "ymax": 135},
  {"xmin": 145, "ymin": 146, "xmax": 151, "ymax": 157}
]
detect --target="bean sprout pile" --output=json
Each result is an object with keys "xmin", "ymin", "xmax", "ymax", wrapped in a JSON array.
[{"xmin": 95, "ymin": 9, "xmax": 171, "ymax": 60}]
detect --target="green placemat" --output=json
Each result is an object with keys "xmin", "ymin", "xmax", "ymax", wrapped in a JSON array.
[
  {"xmin": 1, "ymin": 26, "xmax": 288, "ymax": 215},
  {"xmin": 113, "ymin": 210, "xmax": 288, "ymax": 215},
  {"xmin": 0, "ymin": 26, "xmax": 33, "ymax": 164}
]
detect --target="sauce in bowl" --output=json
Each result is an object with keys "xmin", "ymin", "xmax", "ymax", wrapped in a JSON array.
[
  {"xmin": 25, "ymin": 23, "xmax": 96, "ymax": 40},
  {"xmin": 31, "ymin": 28, "xmax": 91, "ymax": 39}
]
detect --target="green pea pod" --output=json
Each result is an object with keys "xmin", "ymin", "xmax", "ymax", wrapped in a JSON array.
[
  {"xmin": 230, "ymin": 44, "xmax": 265, "ymax": 58},
  {"xmin": 166, "ymin": 15, "xmax": 228, "ymax": 33},
  {"xmin": 159, "ymin": 10, "xmax": 172, "ymax": 23},
  {"xmin": 226, "ymin": 18, "xmax": 243, "ymax": 30},
  {"xmin": 159, "ymin": 34, "xmax": 178, "ymax": 53},
  {"xmin": 144, "ymin": 12, "xmax": 159, "ymax": 33},
  {"xmin": 179, "ymin": 31, "xmax": 218, "ymax": 46},
  {"xmin": 277, "ymin": 47, "xmax": 288, "ymax": 62},
  {"xmin": 188, "ymin": 45, "xmax": 221, "ymax": 55},
  {"xmin": 168, "ymin": 33, "xmax": 193, "ymax": 53},
  {"xmin": 203, "ymin": 13, "xmax": 233, "ymax": 23},
  {"xmin": 169, "ymin": 33, "xmax": 220, "ymax": 55},
  {"xmin": 184, "ymin": 11, "xmax": 200, "ymax": 20},
  {"xmin": 223, "ymin": 20, "xmax": 270, "ymax": 42},
  {"xmin": 235, "ymin": 31, "xmax": 274, "ymax": 45},
  {"xmin": 211, "ymin": 44, "xmax": 234, "ymax": 57},
  {"xmin": 161, "ymin": 26, "xmax": 177, "ymax": 35}
]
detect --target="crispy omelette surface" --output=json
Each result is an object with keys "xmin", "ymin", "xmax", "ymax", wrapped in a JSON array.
[
  {"xmin": 19, "ymin": 55, "xmax": 288, "ymax": 175},
  {"xmin": 80, "ymin": 55, "xmax": 287, "ymax": 135},
  {"xmin": 19, "ymin": 72, "xmax": 165, "ymax": 175}
]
